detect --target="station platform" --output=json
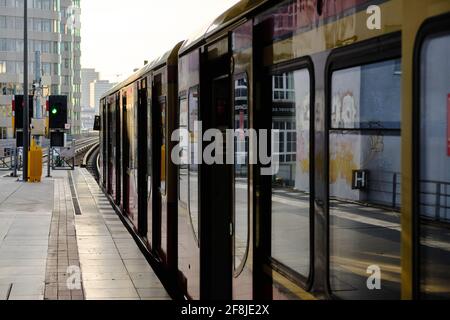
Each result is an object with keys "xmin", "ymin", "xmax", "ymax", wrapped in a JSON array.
[{"xmin": 0, "ymin": 168, "xmax": 170, "ymax": 300}]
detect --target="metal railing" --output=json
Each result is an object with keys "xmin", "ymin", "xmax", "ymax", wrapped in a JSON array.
[
  {"xmin": 0, "ymin": 139, "xmax": 16, "ymax": 171},
  {"xmin": 0, "ymin": 148, "xmax": 16, "ymax": 171},
  {"xmin": 264, "ymin": 165, "xmax": 450, "ymax": 221},
  {"xmin": 419, "ymin": 180, "xmax": 450, "ymax": 222},
  {"xmin": 366, "ymin": 171, "xmax": 401, "ymax": 209},
  {"xmin": 332, "ymin": 170, "xmax": 450, "ymax": 222}
]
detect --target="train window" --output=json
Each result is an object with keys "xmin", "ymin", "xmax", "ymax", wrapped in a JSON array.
[
  {"xmin": 234, "ymin": 74, "xmax": 249, "ymax": 273},
  {"xmin": 179, "ymin": 98, "xmax": 188, "ymax": 206},
  {"xmin": 160, "ymin": 97, "xmax": 167, "ymax": 195},
  {"xmin": 419, "ymin": 31, "xmax": 450, "ymax": 299},
  {"xmin": 329, "ymin": 58, "xmax": 402, "ymax": 300},
  {"xmin": 188, "ymin": 88, "xmax": 199, "ymax": 241},
  {"xmin": 271, "ymin": 68, "xmax": 310, "ymax": 278}
]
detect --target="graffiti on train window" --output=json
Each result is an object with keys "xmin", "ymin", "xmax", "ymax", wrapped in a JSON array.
[{"xmin": 331, "ymin": 60, "xmax": 401, "ymax": 130}]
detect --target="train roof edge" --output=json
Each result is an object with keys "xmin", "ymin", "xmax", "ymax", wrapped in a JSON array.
[
  {"xmin": 179, "ymin": 0, "xmax": 269, "ymax": 56},
  {"xmin": 100, "ymin": 41, "xmax": 184, "ymax": 100}
]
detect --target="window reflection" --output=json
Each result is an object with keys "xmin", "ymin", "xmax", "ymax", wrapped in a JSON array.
[
  {"xmin": 160, "ymin": 98, "xmax": 166, "ymax": 194},
  {"xmin": 330, "ymin": 63, "xmax": 401, "ymax": 130},
  {"xmin": 271, "ymin": 69, "xmax": 310, "ymax": 278},
  {"xmin": 189, "ymin": 88, "xmax": 199, "ymax": 241},
  {"xmin": 179, "ymin": 98, "xmax": 188, "ymax": 206},
  {"xmin": 419, "ymin": 33, "xmax": 450, "ymax": 299},
  {"xmin": 234, "ymin": 76, "xmax": 249, "ymax": 271},
  {"xmin": 329, "ymin": 59, "xmax": 401, "ymax": 300}
]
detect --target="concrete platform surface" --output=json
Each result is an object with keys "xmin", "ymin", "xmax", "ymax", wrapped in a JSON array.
[{"xmin": 0, "ymin": 168, "xmax": 170, "ymax": 300}]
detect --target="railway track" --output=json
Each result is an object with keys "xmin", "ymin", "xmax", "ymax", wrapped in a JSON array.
[
  {"xmin": 83, "ymin": 143, "xmax": 99, "ymax": 181},
  {"xmin": 73, "ymin": 137, "xmax": 99, "ymax": 166},
  {"xmin": 0, "ymin": 136, "xmax": 99, "ymax": 171}
]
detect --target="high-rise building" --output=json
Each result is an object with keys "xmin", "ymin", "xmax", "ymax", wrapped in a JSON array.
[
  {"xmin": 80, "ymin": 105, "xmax": 94, "ymax": 133},
  {"xmin": 0, "ymin": 0, "xmax": 82, "ymax": 137},
  {"xmin": 90, "ymin": 80, "xmax": 115, "ymax": 113},
  {"xmin": 80, "ymin": 69, "xmax": 112, "ymax": 132},
  {"xmin": 81, "ymin": 68, "xmax": 98, "ymax": 108}
]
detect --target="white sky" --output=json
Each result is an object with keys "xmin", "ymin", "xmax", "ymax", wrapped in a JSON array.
[{"xmin": 81, "ymin": 0, "xmax": 240, "ymax": 82}]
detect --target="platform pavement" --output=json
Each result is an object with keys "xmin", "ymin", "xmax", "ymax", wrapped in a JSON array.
[
  {"xmin": 0, "ymin": 172, "xmax": 53, "ymax": 300},
  {"xmin": 0, "ymin": 168, "xmax": 170, "ymax": 300}
]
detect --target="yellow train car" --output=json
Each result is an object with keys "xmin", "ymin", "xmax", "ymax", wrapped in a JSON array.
[{"xmin": 100, "ymin": 0, "xmax": 450, "ymax": 300}]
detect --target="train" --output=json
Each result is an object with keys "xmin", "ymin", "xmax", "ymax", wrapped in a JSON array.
[{"xmin": 99, "ymin": 0, "xmax": 450, "ymax": 300}]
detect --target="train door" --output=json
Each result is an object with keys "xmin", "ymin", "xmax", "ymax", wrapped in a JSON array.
[
  {"xmin": 200, "ymin": 36, "xmax": 233, "ymax": 299},
  {"xmin": 265, "ymin": 60, "xmax": 314, "ymax": 299},
  {"xmin": 177, "ymin": 50, "xmax": 201, "ymax": 300},
  {"xmin": 107, "ymin": 99, "xmax": 114, "ymax": 195},
  {"xmin": 115, "ymin": 93, "xmax": 121, "ymax": 206},
  {"xmin": 128, "ymin": 87, "xmax": 139, "ymax": 229},
  {"xmin": 230, "ymin": 20, "xmax": 253, "ymax": 300},
  {"xmin": 137, "ymin": 79, "xmax": 148, "ymax": 236},
  {"xmin": 150, "ymin": 74, "xmax": 163, "ymax": 252},
  {"xmin": 327, "ymin": 35, "xmax": 402, "ymax": 300},
  {"xmin": 156, "ymin": 76, "xmax": 164, "ymax": 256},
  {"xmin": 122, "ymin": 91, "xmax": 129, "ymax": 213},
  {"xmin": 252, "ymin": 12, "xmax": 316, "ymax": 299},
  {"xmin": 120, "ymin": 86, "xmax": 139, "ymax": 229},
  {"xmin": 414, "ymin": 16, "xmax": 450, "ymax": 299},
  {"xmin": 154, "ymin": 71, "xmax": 173, "ymax": 264},
  {"xmin": 101, "ymin": 99, "xmax": 107, "ymax": 188},
  {"xmin": 255, "ymin": 18, "xmax": 315, "ymax": 298},
  {"xmin": 100, "ymin": 99, "xmax": 108, "ymax": 187},
  {"xmin": 147, "ymin": 77, "xmax": 154, "ymax": 250}
]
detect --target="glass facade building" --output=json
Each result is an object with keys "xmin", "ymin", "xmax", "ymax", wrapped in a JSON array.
[{"xmin": 0, "ymin": 0, "xmax": 81, "ymax": 137}]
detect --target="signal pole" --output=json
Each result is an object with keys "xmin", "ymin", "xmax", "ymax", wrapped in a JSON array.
[{"xmin": 23, "ymin": 0, "xmax": 29, "ymax": 182}]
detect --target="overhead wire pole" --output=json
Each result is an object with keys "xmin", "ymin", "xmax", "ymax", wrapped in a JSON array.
[{"xmin": 23, "ymin": 0, "xmax": 29, "ymax": 182}]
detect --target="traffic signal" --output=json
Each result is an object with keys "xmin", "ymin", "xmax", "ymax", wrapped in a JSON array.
[
  {"xmin": 93, "ymin": 115, "xmax": 100, "ymax": 131},
  {"xmin": 16, "ymin": 131, "xmax": 23, "ymax": 147},
  {"xmin": 50, "ymin": 131, "xmax": 65, "ymax": 147},
  {"xmin": 48, "ymin": 95, "xmax": 68, "ymax": 129},
  {"xmin": 14, "ymin": 95, "xmax": 34, "ymax": 130}
]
